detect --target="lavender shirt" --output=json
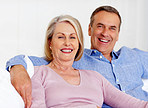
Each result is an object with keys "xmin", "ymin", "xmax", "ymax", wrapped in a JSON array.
[{"xmin": 31, "ymin": 65, "xmax": 148, "ymax": 108}]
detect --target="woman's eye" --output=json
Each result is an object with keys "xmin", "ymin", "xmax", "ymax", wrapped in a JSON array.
[
  {"xmin": 70, "ymin": 37, "xmax": 76, "ymax": 39},
  {"xmin": 58, "ymin": 36, "xmax": 64, "ymax": 39}
]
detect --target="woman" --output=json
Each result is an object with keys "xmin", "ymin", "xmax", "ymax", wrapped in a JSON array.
[{"xmin": 31, "ymin": 15, "xmax": 148, "ymax": 108}]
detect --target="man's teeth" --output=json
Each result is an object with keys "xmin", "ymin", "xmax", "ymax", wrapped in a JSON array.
[
  {"xmin": 62, "ymin": 50, "xmax": 72, "ymax": 52},
  {"xmin": 100, "ymin": 39, "xmax": 108, "ymax": 42}
]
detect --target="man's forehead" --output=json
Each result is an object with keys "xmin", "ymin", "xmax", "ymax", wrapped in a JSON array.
[{"xmin": 93, "ymin": 11, "xmax": 120, "ymax": 27}]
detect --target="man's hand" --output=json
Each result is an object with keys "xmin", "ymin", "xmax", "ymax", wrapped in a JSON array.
[{"xmin": 10, "ymin": 65, "xmax": 32, "ymax": 108}]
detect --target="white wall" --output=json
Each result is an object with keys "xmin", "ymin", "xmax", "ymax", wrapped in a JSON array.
[{"xmin": 0, "ymin": 0, "xmax": 148, "ymax": 68}]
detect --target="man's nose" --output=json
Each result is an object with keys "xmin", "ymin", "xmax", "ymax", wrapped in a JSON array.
[{"xmin": 101, "ymin": 28, "xmax": 109, "ymax": 37}]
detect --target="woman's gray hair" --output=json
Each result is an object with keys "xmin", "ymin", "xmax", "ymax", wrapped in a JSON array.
[{"xmin": 44, "ymin": 15, "xmax": 84, "ymax": 61}]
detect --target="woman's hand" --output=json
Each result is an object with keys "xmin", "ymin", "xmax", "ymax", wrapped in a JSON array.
[{"xmin": 10, "ymin": 65, "xmax": 32, "ymax": 108}]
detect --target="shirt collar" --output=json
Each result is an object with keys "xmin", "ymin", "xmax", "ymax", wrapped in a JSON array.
[
  {"xmin": 84, "ymin": 48, "xmax": 119, "ymax": 60},
  {"xmin": 84, "ymin": 48, "xmax": 100, "ymax": 55},
  {"xmin": 111, "ymin": 50, "xmax": 119, "ymax": 60}
]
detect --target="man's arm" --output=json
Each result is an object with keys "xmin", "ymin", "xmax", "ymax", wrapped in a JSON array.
[
  {"xmin": 6, "ymin": 55, "xmax": 49, "ymax": 71},
  {"xmin": 133, "ymin": 48, "xmax": 148, "ymax": 78},
  {"xmin": 6, "ymin": 55, "xmax": 49, "ymax": 108},
  {"xmin": 10, "ymin": 65, "xmax": 31, "ymax": 108},
  {"xmin": 6, "ymin": 55, "xmax": 27, "ymax": 71},
  {"xmin": 133, "ymin": 48, "xmax": 148, "ymax": 92}
]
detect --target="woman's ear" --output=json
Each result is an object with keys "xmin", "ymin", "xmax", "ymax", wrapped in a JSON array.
[{"xmin": 48, "ymin": 39, "xmax": 52, "ymax": 49}]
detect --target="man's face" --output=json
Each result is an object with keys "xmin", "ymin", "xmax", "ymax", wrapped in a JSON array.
[{"xmin": 88, "ymin": 11, "xmax": 120, "ymax": 55}]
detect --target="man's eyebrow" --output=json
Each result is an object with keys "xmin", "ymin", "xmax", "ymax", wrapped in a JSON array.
[
  {"xmin": 97, "ymin": 23, "xmax": 104, "ymax": 26},
  {"xmin": 111, "ymin": 26, "xmax": 117, "ymax": 28},
  {"xmin": 97, "ymin": 23, "xmax": 117, "ymax": 28}
]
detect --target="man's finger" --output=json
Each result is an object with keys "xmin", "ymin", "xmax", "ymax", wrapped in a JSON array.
[
  {"xmin": 26, "ymin": 87, "xmax": 32, "ymax": 108},
  {"xmin": 18, "ymin": 89, "xmax": 26, "ymax": 107}
]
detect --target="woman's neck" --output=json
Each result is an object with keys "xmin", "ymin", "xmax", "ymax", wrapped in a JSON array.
[
  {"xmin": 48, "ymin": 59, "xmax": 80, "ymax": 86},
  {"xmin": 48, "ymin": 59, "xmax": 74, "ymax": 72}
]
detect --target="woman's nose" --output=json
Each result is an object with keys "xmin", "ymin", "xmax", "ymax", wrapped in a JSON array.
[{"xmin": 64, "ymin": 38, "xmax": 70, "ymax": 46}]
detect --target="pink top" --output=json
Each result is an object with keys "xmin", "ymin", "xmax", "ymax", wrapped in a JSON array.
[{"xmin": 31, "ymin": 65, "xmax": 148, "ymax": 108}]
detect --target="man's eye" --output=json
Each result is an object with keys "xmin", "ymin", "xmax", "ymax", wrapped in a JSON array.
[
  {"xmin": 110, "ymin": 27, "xmax": 116, "ymax": 31},
  {"xmin": 97, "ymin": 25, "xmax": 103, "ymax": 28}
]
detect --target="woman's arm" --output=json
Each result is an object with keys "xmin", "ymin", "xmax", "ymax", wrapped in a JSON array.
[
  {"xmin": 31, "ymin": 67, "xmax": 46, "ymax": 108},
  {"xmin": 102, "ymin": 76, "xmax": 148, "ymax": 108}
]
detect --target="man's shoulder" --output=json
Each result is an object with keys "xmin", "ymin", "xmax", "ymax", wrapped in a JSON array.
[
  {"xmin": 116, "ymin": 46, "xmax": 148, "ymax": 61},
  {"xmin": 28, "ymin": 56, "xmax": 45, "ymax": 60},
  {"xmin": 116, "ymin": 46, "xmax": 139, "ymax": 55},
  {"xmin": 28, "ymin": 56, "xmax": 47, "ymax": 62},
  {"xmin": 28, "ymin": 56, "xmax": 49, "ymax": 66},
  {"xmin": 84, "ymin": 48, "xmax": 92, "ymax": 53}
]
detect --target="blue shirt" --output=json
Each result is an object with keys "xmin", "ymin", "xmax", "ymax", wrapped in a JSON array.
[{"xmin": 6, "ymin": 46, "xmax": 148, "ymax": 107}]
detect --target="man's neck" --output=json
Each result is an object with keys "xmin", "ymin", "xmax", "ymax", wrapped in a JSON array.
[{"xmin": 102, "ymin": 53, "xmax": 112, "ymax": 62}]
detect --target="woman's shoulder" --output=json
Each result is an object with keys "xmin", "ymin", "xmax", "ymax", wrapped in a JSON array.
[
  {"xmin": 79, "ymin": 69, "xmax": 105, "ymax": 80},
  {"xmin": 79, "ymin": 69, "xmax": 108, "ymax": 88},
  {"xmin": 33, "ymin": 65, "xmax": 50, "ymax": 78},
  {"xmin": 34, "ymin": 65, "xmax": 50, "ymax": 71}
]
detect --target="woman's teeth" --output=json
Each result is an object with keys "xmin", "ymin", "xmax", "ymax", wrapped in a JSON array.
[{"xmin": 61, "ymin": 50, "xmax": 72, "ymax": 52}]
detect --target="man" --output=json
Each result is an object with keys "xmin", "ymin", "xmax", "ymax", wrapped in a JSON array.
[{"xmin": 6, "ymin": 6, "xmax": 148, "ymax": 108}]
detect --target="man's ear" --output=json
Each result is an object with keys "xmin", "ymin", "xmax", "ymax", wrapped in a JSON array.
[
  {"xmin": 117, "ymin": 35, "xmax": 119, "ymax": 41},
  {"xmin": 88, "ymin": 24, "xmax": 91, "ymax": 36},
  {"xmin": 116, "ymin": 32, "xmax": 119, "ymax": 41}
]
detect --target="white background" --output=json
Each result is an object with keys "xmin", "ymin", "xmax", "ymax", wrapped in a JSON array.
[{"xmin": 0, "ymin": 0, "xmax": 148, "ymax": 68}]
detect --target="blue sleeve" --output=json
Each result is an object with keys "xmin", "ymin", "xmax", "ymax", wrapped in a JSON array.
[
  {"xmin": 133, "ymin": 48, "xmax": 148, "ymax": 79},
  {"xmin": 6, "ymin": 55, "xmax": 49, "ymax": 71}
]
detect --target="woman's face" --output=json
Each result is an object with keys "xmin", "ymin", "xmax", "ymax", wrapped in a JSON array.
[{"xmin": 50, "ymin": 22, "xmax": 79, "ymax": 62}]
